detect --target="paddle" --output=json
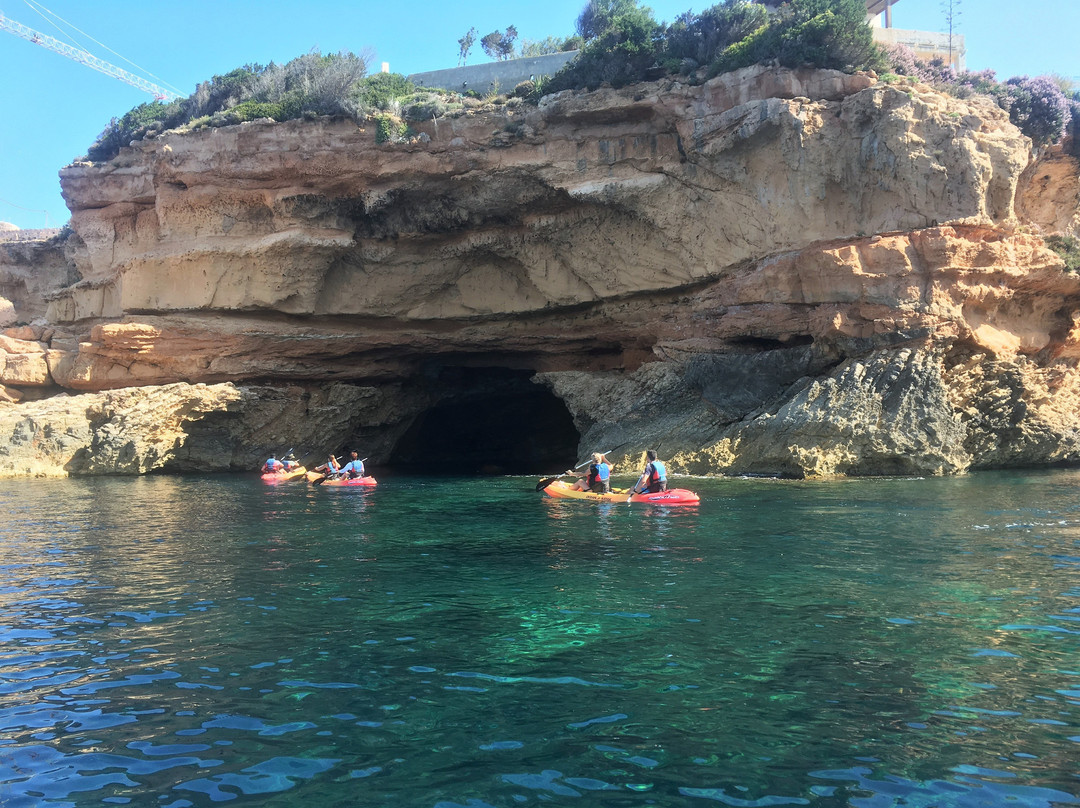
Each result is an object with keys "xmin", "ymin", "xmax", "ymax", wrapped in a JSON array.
[
  {"xmin": 628, "ymin": 450, "xmax": 649, "ymax": 503},
  {"xmin": 310, "ymin": 454, "xmax": 342, "ymax": 485},
  {"xmin": 535, "ymin": 449, "xmax": 615, "ymax": 492}
]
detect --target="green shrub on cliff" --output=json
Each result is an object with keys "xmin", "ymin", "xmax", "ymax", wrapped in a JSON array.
[
  {"xmin": 662, "ymin": 1, "xmax": 768, "ymax": 74},
  {"xmin": 544, "ymin": 0, "xmax": 882, "ymax": 95},
  {"xmin": 352, "ymin": 73, "xmax": 416, "ymax": 111},
  {"xmin": 546, "ymin": 0, "xmax": 662, "ymax": 91},
  {"xmin": 86, "ymin": 51, "xmax": 371, "ymax": 162},
  {"xmin": 1046, "ymin": 235, "xmax": 1080, "ymax": 274},
  {"xmin": 710, "ymin": 0, "xmax": 885, "ymax": 75}
]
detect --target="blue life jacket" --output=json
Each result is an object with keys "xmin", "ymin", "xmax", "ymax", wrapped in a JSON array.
[
  {"xmin": 340, "ymin": 460, "xmax": 364, "ymax": 478},
  {"xmin": 647, "ymin": 460, "xmax": 666, "ymax": 484},
  {"xmin": 264, "ymin": 458, "xmax": 284, "ymax": 472},
  {"xmin": 589, "ymin": 462, "xmax": 611, "ymax": 485}
]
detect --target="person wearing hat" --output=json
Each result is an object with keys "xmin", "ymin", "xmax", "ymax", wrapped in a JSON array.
[
  {"xmin": 282, "ymin": 452, "xmax": 300, "ymax": 472},
  {"xmin": 572, "ymin": 452, "xmax": 611, "ymax": 493}
]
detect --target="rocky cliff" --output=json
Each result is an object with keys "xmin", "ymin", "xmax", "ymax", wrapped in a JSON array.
[{"xmin": 2, "ymin": 65, "xmax": 1079, "ymax": 477}]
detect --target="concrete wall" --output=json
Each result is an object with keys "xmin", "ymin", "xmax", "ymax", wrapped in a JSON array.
[{"xmin": 408, "ymin": 51, "xmax": 579, "ymax": 95}]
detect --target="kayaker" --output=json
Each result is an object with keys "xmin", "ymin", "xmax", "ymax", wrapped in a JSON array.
[
  {"xmin": 632, "ymin": 450, "xmax": 667, "ymax": 494},
  {"xmin": 262, "ymin": 454, "xmax": 285, "ymax": 474},
  {"xmin": 315, "ymin": 454, "xmax": 341, "ymax": 477},
  {"xmin": 282, "ymin": 452, "xmax": 300, "ymax": 472},
  {"xmin": 338, "ymin": 451, "xmax": 365, "ymax": 479},
  {"xmin": 572, "ymin": 452, "xmax": 611, "ymax": 493}
]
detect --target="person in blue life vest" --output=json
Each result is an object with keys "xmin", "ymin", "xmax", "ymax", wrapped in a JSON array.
[
  {"xmin": 282, "ymin": 452, "xmax": 300, "ymax": 472},
  {"xmin": 262, "ymin": 454, "xmax": 285, "ymax": 474},
  {"xmin": 315, "ymin": 454, "xmax": 341, "ymax": 477},
  {"xmin": 633, "ymin": 450, "xmax": 667, "ymax": 494},
  {"xmin": 338, "ymin": 451, "xmax": 365, "ymax": 479},
  {"xmin": 572, "ymin": 452, "xmax": 611, "ymax": 493}
]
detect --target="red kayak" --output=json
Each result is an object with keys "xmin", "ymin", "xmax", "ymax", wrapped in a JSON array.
[
  {"xmin": 318, "ymin": 475, "xmax": 378, "ymax": 488},
  {"xmin": 541, "ymin": 480, "xmax": 699, "ymax": 505}
]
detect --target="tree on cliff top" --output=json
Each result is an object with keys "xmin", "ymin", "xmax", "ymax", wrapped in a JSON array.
[
  {"xmin": 547, "ymin": 0, "xmax": 662, "ymax": 91},
  {"xmin": 458, "ymin": 27, "xmax": 478, "ymax": 65},
  {"xmin": 662, "ymin": 0, "xmax": 769, "ymax": 73},
  {"xmin": 480, "ymin": 27, "xmax": 519, "ymax": 60},
  {"xmin": 711, "ymin": 0, "xmax": 886, "ymax": 75}
]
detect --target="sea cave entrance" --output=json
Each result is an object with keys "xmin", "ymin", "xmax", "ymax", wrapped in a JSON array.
[{"xmin": 388, "ymin": 367, "xmax": 579, "ymax": 475}]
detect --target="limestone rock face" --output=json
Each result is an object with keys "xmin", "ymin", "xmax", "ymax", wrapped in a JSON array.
[
  {"xmin": 1, "ymin": 67, "xmax": 1079, "ymax": 477},
  {"xmin": 0, "ymin": 381, "xmax": 396, "ymax": 476},
  {"xmin": 1020, "ymin": 141, "xmax": 1080, "ymax": 238}
]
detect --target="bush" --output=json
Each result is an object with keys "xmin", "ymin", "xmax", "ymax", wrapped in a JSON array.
[
  {"xmin": 881, "ymin": 50, "xmax": 1074, "ymax": 147},
  {"xmin": 663, "ymin": 1, "xmax": 768, "ymax": 69},
  {"xmin": 1002, "ymin": 75, "xmax": 1070, "ymax": 146},
  {"xmin": 374, "ymin": 115, "xmax": 409, "ymax": 143},
  {"xmin": 548, "ymin": 0, "xmax": 662, "ymax": 91},
  {"xmin": 401, "ymin": 92, "xmax": 458, "ymax": 120},
  {"xmin": 1046, "ymin": 235, "xmax": 1080, "ymax": 273},
  {"xmin": 218, "ymin": 100, "xmax": 287, "ymax": 124},
  {"xmin": 712, "ymin": 0, "xmax": 885, "ymax": 75},
  {"xmin": 513, "ymin": 80, "xmax": 536, "ymax": 98},
  {"xmin": 87, "ymin": 50, "xmax": 371, "ymax": 161},
  {"xmin": 352, "ymin": 72, "xmax": 415, "ymax": 111}
]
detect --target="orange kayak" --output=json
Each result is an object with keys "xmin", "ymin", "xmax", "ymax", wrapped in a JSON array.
[
  {"xmin": 541, "ymin": 480, "xmax": 699, "ymax": 505},
  {"xmin": 261, "ymin": 466, "xmax": 306, "ymax": 482},
  {"xmin": 318, "ymin": 475, "xmax": 378, "ymax": 488}
]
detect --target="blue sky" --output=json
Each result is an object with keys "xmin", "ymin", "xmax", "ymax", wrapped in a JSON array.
[{"xmin": 1, "ymin": 0, "xmax": 1077, "ymax": 230}]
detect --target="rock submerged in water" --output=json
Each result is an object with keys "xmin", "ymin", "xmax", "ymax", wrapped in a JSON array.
[{"xmin": 1, "ymin": 66, "xmax": 1079, "ymax": 477}]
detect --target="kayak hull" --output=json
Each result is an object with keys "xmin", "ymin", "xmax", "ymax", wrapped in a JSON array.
[
  {"xmin": 319, "ymin": 475, "xmax": 378, "ymax": 488},
  {"xmin": 261, "ymin": 467, "xmax": 306, "ymax": 482},
  {"xmin": 542, "ymin": 480, "xmax": 699, "ymax": 505}
]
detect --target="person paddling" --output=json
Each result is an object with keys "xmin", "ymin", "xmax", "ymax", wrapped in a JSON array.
[
  {"xmin": 262, "ymin": 454, "xmax": 285, "ymax": 474},
  {"xmin": 632, "ymin": 450, "xmax": 667, "ymax": 494},
  {"xmin": 314, "ymin": 454, "xmax": 341, "ymax": 478},
  {"xmin": 282, "ymin": 452, "xmax": 301, "ymax": 472},
  {"xmin": 572, "ymin": 452, "xmax": 612, "ymax": 493},
  {"xmin": 338, "ymin": 451, "xmax": 365, "ymax": 479}
]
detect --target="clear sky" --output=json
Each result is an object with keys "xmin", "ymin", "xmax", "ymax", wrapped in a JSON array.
[{"xmin": 1, "ymin": 0, "xmax": 1077, "ymax": 230}]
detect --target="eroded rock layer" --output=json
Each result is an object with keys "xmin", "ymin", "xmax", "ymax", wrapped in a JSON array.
[{"xmin": 2, "ymin": 66, "xmax": 1079, "ymax": 476}]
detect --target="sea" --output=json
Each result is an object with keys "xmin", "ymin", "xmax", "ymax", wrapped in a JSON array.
[{"xmin": 1, "ymin": 469, "xmax": 1079, "ymax": 807}]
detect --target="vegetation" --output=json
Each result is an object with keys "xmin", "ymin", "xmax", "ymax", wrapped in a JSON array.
[
  {"xmin": 458, "ymin": 27, "xmax": 478, "ymax": 66},
  {"xmin": 546, "ymin": 0, "xmax": 663, "ymax": 91},
  {"xmin": 480, "ymin": 27, "xmax": 519, "ymax": 60},
  {"xmin": 85, "ymin": 0, "xmax": 1075, "ymax": 161},
  {"xmin": 546, "ymin": 0, "xmax": 885, "ymax": 93},
  {"xmin": 709, "ymin": 0, "xmax": 885, "ymax": 75},
  {"xmin": 882, "ymin": 44, "xmax": 1074, "ymax": 146},
  {"xmin": 518, "ymin": 36, "xmax": 582, "ymax": 57},
  {"xmin": 1046, "ymin": 235, "xmax": 1080, "ymax": 274}
]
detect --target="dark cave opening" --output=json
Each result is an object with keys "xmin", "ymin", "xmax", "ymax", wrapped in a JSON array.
[{"xmin": 388, "ymin": 367, "xmax": 580, "ymax": 475}]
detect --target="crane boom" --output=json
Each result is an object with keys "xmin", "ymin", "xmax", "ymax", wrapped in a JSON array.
[{"xmin": 0, "ymin": 11, "xmax": 178, "ymax": 100}]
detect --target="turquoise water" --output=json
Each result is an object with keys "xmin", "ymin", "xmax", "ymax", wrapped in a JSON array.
[{"xmin": 1, "ymin": 470, "xmax": 1079, "ymax": 807}]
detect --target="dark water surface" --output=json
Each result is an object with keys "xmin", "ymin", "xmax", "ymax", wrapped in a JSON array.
[{"xmin": 1, "ymin": 470, "xmax": 1079, "ymax": 807}]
